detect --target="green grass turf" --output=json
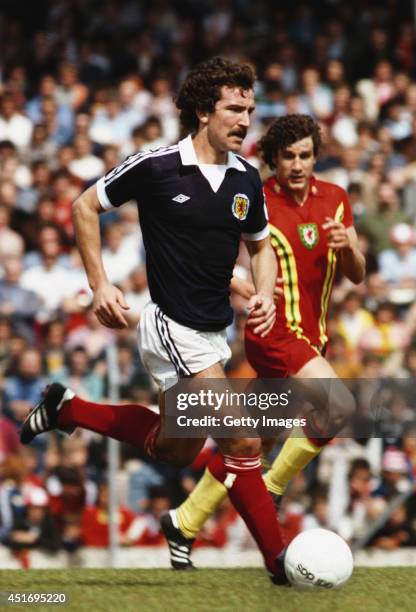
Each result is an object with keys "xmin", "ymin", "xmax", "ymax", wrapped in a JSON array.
[{"xmin": 0, "ymin": 568, "xmax": 415, "ymax": 612}]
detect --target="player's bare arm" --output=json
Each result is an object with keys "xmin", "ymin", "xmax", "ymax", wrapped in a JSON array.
[
  {"xmin": 244, "ymin": 237, "xmax": 277, "ymax": 337},
  {"xmin": 322, "ymin": 218, "xmax": 366, "ymax": 284},
  {"xmin": 230, "ymin": 275, "xmax": 255, "ymax": 299},
  {"xmin": 72, "ymin": 185, "xmax": 130, "ymax": 329},
  {"xmin": 230, "ymin": 275, "xmax": 283, "ymax": 301}
]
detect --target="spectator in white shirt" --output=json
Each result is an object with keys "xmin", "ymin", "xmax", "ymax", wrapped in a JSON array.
[
  {"xmin": 0, "ymin": 93, "xmax": 33, "ymax": 150},
  {"xmin": 68, "ymin": 134, "xmax": 105, "ymax": 182},
  {"xmin": 378, "ymin": 223, "xmax": 416, "ymax": 288},
  {"xmin": 102, "ymin": 222, "xmax": 141, "ymax": 285},
  {"xmin": 20, "ymin": 225, "xmax": 86, "ymax": 317}
]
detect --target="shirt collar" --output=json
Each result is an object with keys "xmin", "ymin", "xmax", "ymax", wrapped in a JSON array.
[{"xmin": 178, "ymin": 134, "xmax": 246, "ymax": 172}]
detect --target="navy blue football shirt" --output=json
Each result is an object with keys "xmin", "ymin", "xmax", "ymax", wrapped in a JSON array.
[{"xmin": 96, "ymin": 136, "xmax": 269, "ymax": 332}]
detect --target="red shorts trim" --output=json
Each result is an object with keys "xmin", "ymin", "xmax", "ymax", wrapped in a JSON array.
[{"xmin": 245, "ymin": 328, "xmax": 320, "ymax": 378}]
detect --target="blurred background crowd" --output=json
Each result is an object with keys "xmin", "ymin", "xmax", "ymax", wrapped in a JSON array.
[{"xmin": 1, "ymin": 0, "xmax": 416, "ymax": 566}]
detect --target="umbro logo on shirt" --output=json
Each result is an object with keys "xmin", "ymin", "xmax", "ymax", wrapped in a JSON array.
[{"xmin": 172, "ymin": 194, "xmax": 190, "ymax": 203}]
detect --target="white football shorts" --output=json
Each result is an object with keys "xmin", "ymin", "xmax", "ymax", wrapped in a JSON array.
[{"xmin": 138, "ymin": 301, "xmax": 232, "ymax": 390}]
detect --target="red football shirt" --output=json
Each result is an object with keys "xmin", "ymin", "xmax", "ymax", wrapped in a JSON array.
[{"xmin": 264, "ymin": 175, "xmax": 353, "ymax": 347}]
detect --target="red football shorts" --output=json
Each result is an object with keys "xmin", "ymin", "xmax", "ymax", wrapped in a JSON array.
[{"xmin": 245, "ymin": 327, "xmax": 321, "ymax": 378}]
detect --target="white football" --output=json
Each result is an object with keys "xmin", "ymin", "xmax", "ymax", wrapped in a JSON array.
[{"xmin": 284, "ymin": 528, "xmax": 353, "ymax": 590}]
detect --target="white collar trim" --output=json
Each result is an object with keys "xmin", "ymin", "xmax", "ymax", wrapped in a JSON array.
[{"xmin": 178, "ymin": 134, "xmax": 246, "ymax": 172}]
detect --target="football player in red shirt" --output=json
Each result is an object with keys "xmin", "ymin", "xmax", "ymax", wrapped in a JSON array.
[{"xmin": 163, "ymin": 114, "xmax": 366, "ymax": 568}]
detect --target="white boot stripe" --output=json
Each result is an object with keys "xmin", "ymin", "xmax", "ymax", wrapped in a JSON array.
[
  {"xmin": 30, "ymin": 412, "xmax": 39, "ymax": 432},
  {"xmin": 170, "ymin": 549, "xmax": 189, "ymax": 559},
  {"xmin": 35, "ymin": 409, "xmax": 44, "ymax": 432},
  {"xmin": 38, "ymin": 407, "xmax": 45, "ymax": 430},
  {"xmin": 171, "ymin": 554, "xmax": 189, "ymax": 563},
  {"xmin": 168, "ymin": 541, "xmax": 189, "ymax": 553},
  {"xmin": 41, "ymin": 406, "xmax": 49, "ymax": 429},
  {"xmin": 168, "ymin": 547, "xmax": 189, "ymax": 559}
]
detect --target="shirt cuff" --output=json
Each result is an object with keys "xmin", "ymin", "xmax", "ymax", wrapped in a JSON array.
[
  {"xmin": 242, "ymin": 224, "xmax": 270, "ymax": 241},
  {"xmin": 96, "ymin": 177, "xmax": 114, "ymax": 210}
]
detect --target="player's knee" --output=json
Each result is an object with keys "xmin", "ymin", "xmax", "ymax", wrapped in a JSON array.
[
  {"xmin": 222, "ymin": 438, "xmax": 262, "ymax": 457},
  {"xmin": 330, "ymin": 387, "xmax": 356, "ymax": 430}
]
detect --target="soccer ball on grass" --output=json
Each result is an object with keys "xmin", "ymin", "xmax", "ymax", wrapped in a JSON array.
[{"xmin": 284, "ymin": 528, "xmax": 353, "ymax": 590}]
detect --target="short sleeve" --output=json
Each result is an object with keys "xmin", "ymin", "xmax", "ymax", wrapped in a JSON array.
[
  {"xmin": 96, "ymin": 151, "xmax": 152, "ymax": 210},
  {"xmin": 242, "ymin": 175, "xmax": 269, "ymax": 241}
]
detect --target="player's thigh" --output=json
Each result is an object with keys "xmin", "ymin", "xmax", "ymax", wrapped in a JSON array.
[
  {"xmin": 156, "ymin": 362, "xmax": 226, "ymax": 461},
  {"xmin": 294, "ymin": 356, "xmax": 355, "ymax": 420},
  {"xmin": 158, "ymin": 390, "xmax": 206, "ymax": 463},
  {"xmin": 195, "ymin": 361, "xmax": 262, "ymax": 457},
  {"xmin": 193, "ymin": 361, "xmax": 227, "ymax": 379},
  {"xmin": 294, "ymin": 355, "xmax": 338, "ymax": 378},
  {"xmin": 158, "ymin": 363, "xmax": 225, "ymax": 461}
]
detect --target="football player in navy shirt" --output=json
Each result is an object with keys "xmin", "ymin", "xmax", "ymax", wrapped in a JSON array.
[{"xmin": 21, "ymin": 57, "xmax": 287, "ymax": 583}]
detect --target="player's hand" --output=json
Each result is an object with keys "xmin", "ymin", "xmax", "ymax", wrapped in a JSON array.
[
  {"xmin": 322, "ymin": 217, "xmax": 350, "ymax": 250},
  {"xmin": 93, "ymin": 283, "xmax": 130, "ymax": 329},
  {"xmin": 246, "ymin": 293, "xmax": 276, "ymax": 337},
  {"xmin": 274, "ymin": 276, "xmax": 284, "ymax": 301}
]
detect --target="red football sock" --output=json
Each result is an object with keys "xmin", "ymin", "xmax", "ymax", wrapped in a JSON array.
[
  {"xmin": 57, "ymin": 396, "xmax": 160, "ymax": 454},
  {"xmin": 208, "ymin": 452, "xmax": 285, "ymax": 576}
]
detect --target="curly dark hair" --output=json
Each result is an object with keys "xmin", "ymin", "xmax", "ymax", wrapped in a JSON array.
[
  {"xmin": 175, "ymin": 56, "xmax": 256, "ymax": 132},
  {"xmin": 260, "ymin": 114, "xmax": 322, "ymax": 170}
]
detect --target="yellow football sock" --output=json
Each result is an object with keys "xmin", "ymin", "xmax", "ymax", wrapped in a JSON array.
[
  {"xmin": 176, "ymin": 468, "xmax": 227, "ymax": 539},
  {"xmin": 264, "ymin": 429, "xmax": 323, "ymax": 496}
]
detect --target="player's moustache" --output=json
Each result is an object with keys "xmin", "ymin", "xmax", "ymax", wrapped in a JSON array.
[{"xmin": 229, "ymin": 128, "xmax": 247, "ymax": 138}]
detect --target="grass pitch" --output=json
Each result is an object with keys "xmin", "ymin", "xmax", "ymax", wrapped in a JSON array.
[{"xmin": 0, "ymin": 568, "xmax": 415, "ymax": 612}]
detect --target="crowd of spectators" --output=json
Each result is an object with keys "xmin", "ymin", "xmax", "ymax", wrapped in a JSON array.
[{"xmin": 1, "ymin": 0, "xmax": 416, "ymax": 566}]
